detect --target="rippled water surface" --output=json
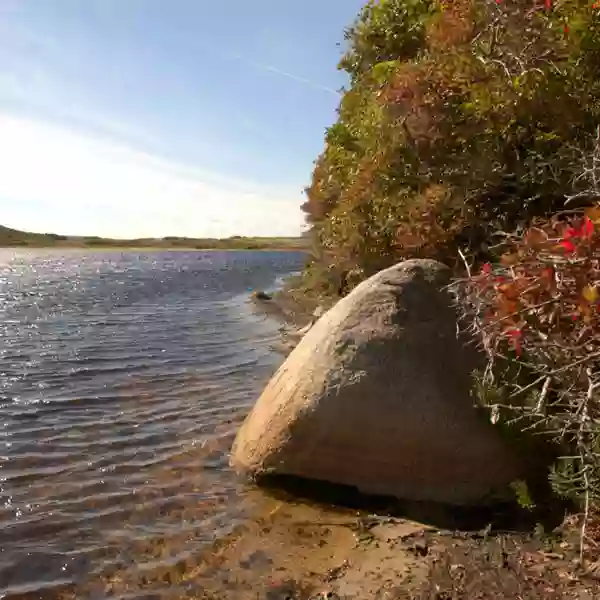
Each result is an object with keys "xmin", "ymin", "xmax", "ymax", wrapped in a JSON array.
[{"xmin": 0, "ymin": 249, "xmax": 305, "ymax": 599}]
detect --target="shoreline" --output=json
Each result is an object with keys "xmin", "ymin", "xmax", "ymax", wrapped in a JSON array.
[
  {"xmin": 0, "ymin": 246, "xmax": 308, "ymax": 252},
  {"xmin": 169, "ymin": 481, "xmax": 600, "ymax": 599},
  {"xmin": 248, "ymin": 276, "xmax": 331, "ymax": 355}
]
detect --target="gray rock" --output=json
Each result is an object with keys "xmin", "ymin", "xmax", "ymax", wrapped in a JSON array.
[{"xmin": 231, "ymin": 259, "xmax": 522, "ymax": 505}]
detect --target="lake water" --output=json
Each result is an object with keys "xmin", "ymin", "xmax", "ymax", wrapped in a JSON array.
[{"xmin": 0, "ymin": 249, "xmax": 306, "ymax": 599}]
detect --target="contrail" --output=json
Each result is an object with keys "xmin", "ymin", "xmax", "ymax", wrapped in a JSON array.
[{"xmin": 231, "ymin": 53, "xmax": 340, "ymax": 96}]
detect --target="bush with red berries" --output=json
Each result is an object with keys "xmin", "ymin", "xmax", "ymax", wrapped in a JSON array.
[{"xmin": 457, "ymin": 205, "xmax": 600, "ymax": 557}]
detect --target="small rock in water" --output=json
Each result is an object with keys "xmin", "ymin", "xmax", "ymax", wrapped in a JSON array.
[{"xmin": 251, "ymin": 290, "xmax": 273, "ymax": 301}]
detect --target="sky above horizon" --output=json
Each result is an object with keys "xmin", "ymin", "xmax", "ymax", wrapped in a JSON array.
[{"xmin": 0, "ymin": 0, "xmax": 364, "ymax": 238}]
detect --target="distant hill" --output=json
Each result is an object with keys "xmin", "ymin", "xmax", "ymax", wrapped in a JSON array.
[
  {"xmin": 0, "ymin": 225, "xmax": 65, "ymax": 246},
  {"xmin": 0, "ymin": 225, "xmax": 309, "ymax": 251}
]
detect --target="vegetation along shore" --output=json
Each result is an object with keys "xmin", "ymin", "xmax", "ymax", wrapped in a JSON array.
[{"xmin": 234, "ymin": 0, "xmax": 600, "ymax": 597}]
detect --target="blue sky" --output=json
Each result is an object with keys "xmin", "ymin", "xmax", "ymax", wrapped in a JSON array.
[{"xmin": 0, "ymin": 0, "xmax": 364, "ymax": 238}]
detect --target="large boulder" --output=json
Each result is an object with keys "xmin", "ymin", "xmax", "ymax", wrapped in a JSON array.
[{"xmin": 231, "ymin": 259, "xmax": 522, "ymax": 505}]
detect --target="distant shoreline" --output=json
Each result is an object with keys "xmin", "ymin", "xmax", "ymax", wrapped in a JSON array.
[
  {"xmin": 0, "ymin": 224, "xmax": 309, "ymax": 252},
  {"xmin": 0, "ymin": 246, "xmax": 307, "ymax": 252}
]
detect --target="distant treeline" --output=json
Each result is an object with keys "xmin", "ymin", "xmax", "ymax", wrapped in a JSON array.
[{"xmin": 0, "ymin": 225, "xmax": 308, "ymax": 251}]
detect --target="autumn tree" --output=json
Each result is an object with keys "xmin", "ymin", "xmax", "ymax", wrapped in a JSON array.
[{"xmin": 301, "ymin": 0, "xmax": 600, "ymax": 296}]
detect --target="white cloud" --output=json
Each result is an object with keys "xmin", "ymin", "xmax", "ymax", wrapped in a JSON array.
[{"xmin": 0, "ymin": 113, "xmax": 306, "ymax": 238}]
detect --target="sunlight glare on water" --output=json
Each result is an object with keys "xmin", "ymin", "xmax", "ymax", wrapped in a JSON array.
[{"xmin": 0, "ymin": 249, "xmax": 304, "ymax": 599}]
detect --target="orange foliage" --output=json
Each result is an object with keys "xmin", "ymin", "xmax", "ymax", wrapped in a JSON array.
[{"xmin": 427, "ymin": 0, "xmax": 475, "ymax": 49}]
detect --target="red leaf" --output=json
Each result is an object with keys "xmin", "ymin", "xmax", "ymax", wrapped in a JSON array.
[
  {"xmin": 482, "ymin": 262, "xmax": 492, "ymax": 275},
  {"xmin": 506, "ymin": 329, "xmax": 523, "ymax": 357},
  {"xmin": 560, "ymin": 239, "xmax": 577, "ymax": 254},
  {"xmin": 505, "ymin": 329, "xmax": 523, "ymax": 357},
  {"xmin": 566, "ymin": 217, "xmax": 595, "ymax": 241}
]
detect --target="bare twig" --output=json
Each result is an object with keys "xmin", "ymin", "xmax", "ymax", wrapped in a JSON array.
[
  {"xmin": 535, "ymin": 377, "xmax": 552, "ymax": 414},
  {"xmin": 579, "ymin": 369, "xmax": 595, "ymax": 563}
]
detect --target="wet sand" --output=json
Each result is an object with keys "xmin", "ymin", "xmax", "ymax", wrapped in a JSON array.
[
  {"xmin": 170, "ymin": 491, "xmax": 433, "ymax": 600},
  {"xmin": 186, "ymin": 489, "xmax": 600, "ymax": 600}
]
